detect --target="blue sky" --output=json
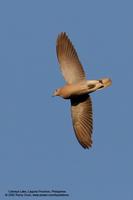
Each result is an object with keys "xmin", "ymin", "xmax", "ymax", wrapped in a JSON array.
[{"xmin": 0, "ymin": 0, "xmax": 133, "ymax": 199}]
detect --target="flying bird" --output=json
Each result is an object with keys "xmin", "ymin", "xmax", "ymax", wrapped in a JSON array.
[{"xmin": 53, "ymin": 32, "xmax": 112, "ymax": 149}]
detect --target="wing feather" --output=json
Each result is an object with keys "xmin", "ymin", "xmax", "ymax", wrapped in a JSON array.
[
  {"xmin": 56, "ymin": 32, "xmax": 86, "ymax": 84},
  {"xmin": 71, "ymin": 95, "xmax": 93, "ymax": 149}
]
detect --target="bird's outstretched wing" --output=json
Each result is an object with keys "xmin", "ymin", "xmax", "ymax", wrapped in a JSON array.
[
  {"xmin": 56, "ymin": 32, "xmax": 86, "ymax": 84},
  {"xmin": 71, "ymin": 94, "xmax": 93, "ymax": 148}
]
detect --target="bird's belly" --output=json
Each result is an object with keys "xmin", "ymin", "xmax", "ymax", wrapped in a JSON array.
[{"xmin": 60, "ymin": 82, "xmax": 88, "ymax": 99}]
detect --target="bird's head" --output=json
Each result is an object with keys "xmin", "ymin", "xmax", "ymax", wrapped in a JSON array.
[{"xmin": 52, "ymin": 88, "xmax": 61, "ymax": 97}]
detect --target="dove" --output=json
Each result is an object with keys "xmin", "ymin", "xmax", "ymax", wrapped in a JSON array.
[{"xmin": 53, "ymin": 32, "xmax": 112, "ymax": 149}]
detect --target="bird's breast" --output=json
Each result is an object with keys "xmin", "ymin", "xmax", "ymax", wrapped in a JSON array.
[{"xmin": 59, "ymin": 82, "xmax": 88, "ymax": 99}]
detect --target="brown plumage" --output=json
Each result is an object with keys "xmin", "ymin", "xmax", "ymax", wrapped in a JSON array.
[
  {"xmin": 71, "ymin": 94, "xmax": 93, "ymax": 148},
  {"xmin": 53, "ymin": 32, "xmax": 112, "ymax": 149},
  {"xmin": 56, "ymin": 32, "xmax": 86, "ymax": 84}
]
